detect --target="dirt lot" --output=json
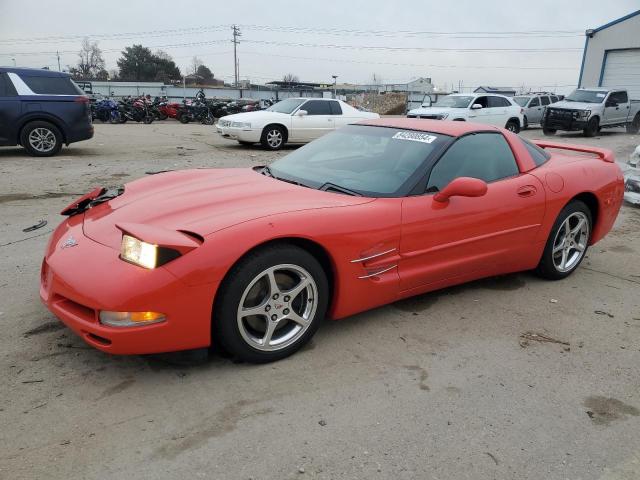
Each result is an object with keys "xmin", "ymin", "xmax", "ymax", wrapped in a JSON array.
[{"xmin": 1, "ymin": 122, "xmax": 639, "ymax": 480}]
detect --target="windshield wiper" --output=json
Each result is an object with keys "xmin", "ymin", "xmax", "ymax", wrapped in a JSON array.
[
  {"xmin": 261, "ymin": 165, "xmax": 274, "ymax": 177},
  {"xmin": 261, "ymin": 166, "xmax": 311, "ymax": 188},
  {"xmin": 319, "ymin": 182, "xmax": 362, "ymax": 196}
]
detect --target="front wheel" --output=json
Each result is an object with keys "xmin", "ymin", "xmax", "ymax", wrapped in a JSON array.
[
  {"xmin": 213, "ymin": 245, "xmax": 328, "ymax": 363},
  {"xmin": 535, "ymin": 200, "xmax": 591, "ymax": 280},
  {"xmin": 583, "ymin": 117, "xmax": 599, "ymax": 137},
  {"xmin": 261, "ymin": 125, "xmax": 286, "ymax": 150},
  {"xmin": 505, "ymin": 120, "xmax": 520, "ymax": 134},
  {"xmin": 542, "ymin": 127, "xmax": 556, "ymax": 136},
  {"xmin": 179, "ymin": 114, "xmax": 191, "ymax": 124}
]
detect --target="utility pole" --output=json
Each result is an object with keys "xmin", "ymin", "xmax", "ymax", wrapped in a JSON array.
[
  {"xmin": 56, "ymin": 51, "xmax": 61, "ymax": 71},
  {"xmin": 232, "ymin": 25, "xmax": 242, "ymax": 88}
]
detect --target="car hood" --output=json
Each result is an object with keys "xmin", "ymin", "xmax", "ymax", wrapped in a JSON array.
[
  {"xmin": 219, "ymin": 110, "xmax": 290, "ymax": 123},
  {"xmin": 550, "ymin": 101, "xmax": 600, "ymax": 110},
  {"xmin": 408, "ymin": 107, "xmax": 464, "ymax": 115},
  {"xmin": 82, "ymin": 168, "xmax": 373, "ymax": 250}
]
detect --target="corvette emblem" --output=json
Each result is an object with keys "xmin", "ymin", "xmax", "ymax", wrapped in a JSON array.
[{"xmin": 60, "ymin": 236, "xmax": 78, "ymax": 249}]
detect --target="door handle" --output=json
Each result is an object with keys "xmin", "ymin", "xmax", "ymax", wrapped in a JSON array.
[{"xmin": 517, "ymin": 185, "xmax": 537, "ymax": 197}]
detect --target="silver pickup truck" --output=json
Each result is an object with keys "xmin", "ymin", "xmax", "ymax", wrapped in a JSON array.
[{"xmin": 542, "ymin": 88, "xmax": 640, "ymax": 137}]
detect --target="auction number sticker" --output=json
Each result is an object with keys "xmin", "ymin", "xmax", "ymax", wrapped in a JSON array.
[{"xmin": 392, "ymin": 131, "xmax": 437, "ymax": 144}]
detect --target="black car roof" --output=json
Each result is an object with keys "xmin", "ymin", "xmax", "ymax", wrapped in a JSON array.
[{"xmin": 0, "ymin": 67, "xmax": 70, "ymax": 77}]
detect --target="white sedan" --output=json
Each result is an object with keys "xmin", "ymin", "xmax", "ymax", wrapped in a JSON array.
[{"xmin": 216, "ymin": 97, "xmax": 379, "ymax": 150}]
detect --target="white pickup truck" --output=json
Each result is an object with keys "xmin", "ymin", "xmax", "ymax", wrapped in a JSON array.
[{"xmin": 542, "ymin": 88, "xmax": 640, "ymax": 137}]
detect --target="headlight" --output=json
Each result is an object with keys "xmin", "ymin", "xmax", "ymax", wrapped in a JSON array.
[
  {"xmin": 121, "ymin": 235, "xmax": 157, "ymax": 268},
  {"xmin": 575, "ymin": 110, "xmax": 590, "ymax": 118},
  {"xmin": 231, "ymin": 121, "xmax": 251, "ymax": 128}
]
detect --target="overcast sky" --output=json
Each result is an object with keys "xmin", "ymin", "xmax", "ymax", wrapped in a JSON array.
[{"xmin": 1, "ymin": 0, "xmax": 638, "ymax": 94}]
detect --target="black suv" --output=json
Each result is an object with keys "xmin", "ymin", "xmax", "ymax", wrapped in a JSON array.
[{"xmin": 0, "ymin": 67, "xmax": 93, "ymax": 156}]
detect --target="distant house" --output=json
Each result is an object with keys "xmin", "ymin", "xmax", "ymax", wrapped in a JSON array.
[{"xmin": 474, "ymin": 86, "xmax": 516, "ymax": 96}]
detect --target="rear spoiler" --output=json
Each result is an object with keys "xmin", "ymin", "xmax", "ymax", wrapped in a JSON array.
[{"xmin": 534, "ymin": 141, "xmax": 615, "ymax": 163}]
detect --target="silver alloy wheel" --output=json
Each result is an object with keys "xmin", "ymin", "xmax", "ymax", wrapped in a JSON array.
[
  {"xmin": 266, "ymin": 129, "xmax": 283, "ymax": 148},
  {"xmin": 552, "ymin": 212, "xmax": 589, "ymax": 273},
  {"xmin": 237, "ymin": 264, "xmax": 318, "ymax": 352},
  {"xmin": 28, "ymin": 127, "xmax": 56, "ymax": 153}
]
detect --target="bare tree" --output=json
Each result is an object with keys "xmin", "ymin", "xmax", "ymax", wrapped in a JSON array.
[
  {"xmin": 190, "ymin": 56, "xmax": 204, "ymax": 76},
  {"xmin": 282, "ymin": 73, "xmax": 299, "ymax": 84},
  {"xmin": 73, "ymin": 38, "xmax": 105, "ymax": 79},
  {"xmin": 155, "ymin": 50, "xmax": 173, "ymax": 61}
]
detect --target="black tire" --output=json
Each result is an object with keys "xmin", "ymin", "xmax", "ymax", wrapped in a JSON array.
[
  {"xmin": 523, "ymin": 116, "xmax": 528, "ymax": 130},
  {"xmin": 583, "ymin": 117, "xmax": 599, "ymax": 137},
  {"xmin": 626, "ymin": 114, "xmax": 640, "ymax": 134},
  {"xmin": 535, "ymin": 200, "xmax": 592, "ymax": 280},
  {"xmin": 505, "ymin": 119, "xmax": 520, "ymax": 134},
  {"xmin": 542, "ymin": 127, "xmax": 557, "ymax": 136},
  {"xmin": 260, "ymin": 125, "xmax": 286, "ymax": 150},
  {"xmin": 156, "ymin": 112, "xmax": 168, "ymax": 121},
  {"xmin": 20, "ymin": 120, "xmax": 63, "ymax": 157},
  {"xmin": 213, "ymin": 244, "xmax": 329, "ymax": 363},
  {"xmin": 143, "ymin": 115, "xmax": 154, "ymax": 124},
  {"xmin": 179, "ymin": 115, "xmax": 190, "ymax": 124}
]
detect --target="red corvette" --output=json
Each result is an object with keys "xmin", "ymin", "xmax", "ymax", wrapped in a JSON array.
[{"xmin": 40, "ymin": 119, "xmax": 624, "ymax": 362}]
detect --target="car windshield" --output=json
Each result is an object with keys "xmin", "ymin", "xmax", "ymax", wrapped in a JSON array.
[
  {"xmin": 433, "ymin": 95, "xmax": 475, "ymax": 108},
  {"xmin": 513, "ymin": 96, "xmax": 531, "ymax": 107},
  {"xmin": 266, "ymin": 98, "xmax": 306, "ymax": 114},
  {"xmin": 269, "ymin": 125, "xmax": 450, "ymax": 197},
  {"xmin": 565, "ymin": 90, "xmax": 606, "ymax": 104}
]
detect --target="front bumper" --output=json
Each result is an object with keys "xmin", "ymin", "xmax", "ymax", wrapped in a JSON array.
[
  {"xmin": 40, "ymin": 217, "xmax": 217, "ymax": 355},
  {"xmin": 215, "ymin": 124, "xmax": 262, "ymax": 143},
  {"xmin": 542, "ymin": 111, "xmax": 588, "ymax": 131}
]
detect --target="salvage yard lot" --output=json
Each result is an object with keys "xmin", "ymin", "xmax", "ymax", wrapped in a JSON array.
[{"xmin": 1, "ymin": 123, "xmax": 640, "ymax": 480}]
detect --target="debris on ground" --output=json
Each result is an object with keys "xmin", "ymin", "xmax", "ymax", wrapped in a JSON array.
[
  {"xmin": 22, "ymin": 219, "xmax": 47, "ymax": 232},
  {"xmin": 145, "ymin": 170, "xmax": 174, "ymax": 175},
  {"xmin": 519, "ymin": 332, "xmax": 570, "ymax": 348},
  {"xmin": 549, "ymin": 299, "xmax": 558, "ymax": 303},
  {"xmin": 594, "ymin": 310, "xmax": 615, "ymax": 318},
  {"xmin": 318, "ymin": 419, "xmax": 327, "ymax": 426}
]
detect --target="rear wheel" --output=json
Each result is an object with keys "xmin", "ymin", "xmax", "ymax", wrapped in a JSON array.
[
  {"xmin": 505, "ymin": 119, "xmax": 520, "ymax": 133},
  {"xmin": 627, "ymin": 114, "xmax": 640, "ymax": 134},
  {"xmin": 20, "ymin": 121, "xmax": 63, "ymax": 157},
  {"xmin": 213, "ymin": 245, "xmax": 328, "ymax": 363},
  {"xmin": 583, "ymin": 117, "xmax": 599, "ymax": 137},
  {"xmin": 542, "ymin": 127, "xmax": 557, "ymax": 136},
  {"xmin": 179, "ymin": 115, "xmax": 190, "ymax": 124},
  {"xmin": 261, "ymin": 125, "xmax": 286, "ymax": 150},
  {"xmin": 535, "ymin": 200, "xmax": 591, "ymax": 280}
]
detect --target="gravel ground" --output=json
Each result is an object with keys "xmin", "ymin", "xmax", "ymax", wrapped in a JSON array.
[{"xmin": 1, "ymin": 122, "xmax": 639, "ymax": 480}]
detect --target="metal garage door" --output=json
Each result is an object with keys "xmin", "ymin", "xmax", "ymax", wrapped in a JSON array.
[{"xmin": 601, "ymin": 49, "xmax": 640, "ymax": 99}]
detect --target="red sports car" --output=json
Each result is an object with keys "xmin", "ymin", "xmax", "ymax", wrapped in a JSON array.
[{"xmin": 40, "ymin": 119, "xmax": 624, "ymax": 362}]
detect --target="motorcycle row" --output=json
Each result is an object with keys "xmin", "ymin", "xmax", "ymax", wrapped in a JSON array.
[{"xmin": 90, "ymin": 92, "xmax": 274, "ymax": 125}]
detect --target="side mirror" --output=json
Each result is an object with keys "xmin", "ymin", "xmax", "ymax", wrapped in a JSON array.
[
  {"xmin": 296, "ymin": 109, "xmax": 308, "ymax": 116},
  {"xmin": 434, "ymin": 177, "xmax": 488, "ymax": 203},
  {"xmin": 471, "ymin": 103, "xmax": 483, "ymax": 110}
]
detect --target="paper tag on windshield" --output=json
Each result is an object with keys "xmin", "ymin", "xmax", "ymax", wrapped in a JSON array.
[
  {"xmin": 392, "ymin": 131, "xmax": 437, "ymax": 144},
  {"xmin": 597, "ymin": 93, "xmax": 605, "ymax": 98}
]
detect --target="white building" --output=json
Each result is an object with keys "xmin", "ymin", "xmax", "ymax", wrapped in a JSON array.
[{"xmin": 579, "ymin": 9, "xmax": 640, "ymax": 98}]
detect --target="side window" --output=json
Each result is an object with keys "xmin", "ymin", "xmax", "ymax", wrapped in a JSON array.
[
  {"xmin": 329, "ymin": 101, "xmax": 342, "ymax": 115},
  {"xmin": 550, "ymin": 95, "xmax": 558, "ymax": 103},
  {"xmin": 426, "ymin": 133, "xmax": 519, "ymax": 192},
  {"xmin": 473, "ymin": 96, "xmax": 489, "ymax": 108},
  {"xmin": 520, "ymin": 138, "xmax": 550, "ymax": 167},
  {"xmin": 19, "ymin": 75, "xmax": 83, "ymax": 95},
  {"xmin": 611, "ymin": 91, "xmax": 628, "ymax": 104},
  {"xmin": 302, "ymin": 100, "xmax": 332, "ymax": 115},
  {"xmin": 0, "ymin": 73, "xmax": 17, "ymax": 97},
  {"xmin": 529, "ymin": 97, "xmax": 540, "ymax": 107},
  {"xmin": 488, "ymin": 96, "xmax": 509, "ymax": 107},
  {"xmin": 540, "ymin": 96, "xmax": 550, "ymax": 106}
]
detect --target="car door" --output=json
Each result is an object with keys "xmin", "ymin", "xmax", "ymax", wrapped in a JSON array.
[
  {"xmin": 467, "ymin": 96, "xmax": 492, "ymax": 125},
  {"xmin": 329, "ymin": 100, "xmax": 350, "ymax": 129},
  {"xmin": 527, "ymin": 97, "xmax": 542, "ymax": 124},
  {"xmin": 399, "ymin": 132, "xmax": 546, "ymax": 291},
  {"xmin": 0, "ymin": 72, "xmax": 21, "ymax": 146},
  {"xmin": 290, "ymin": 99, "xmax": 335, "ymax": 141},
  {"xmin": 603, "ymin": 92, "xmax": 622, "ymax": 124},
  {"xmin": 487, "ymin": 96, "xmax": 509, "ymax": 126}
]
